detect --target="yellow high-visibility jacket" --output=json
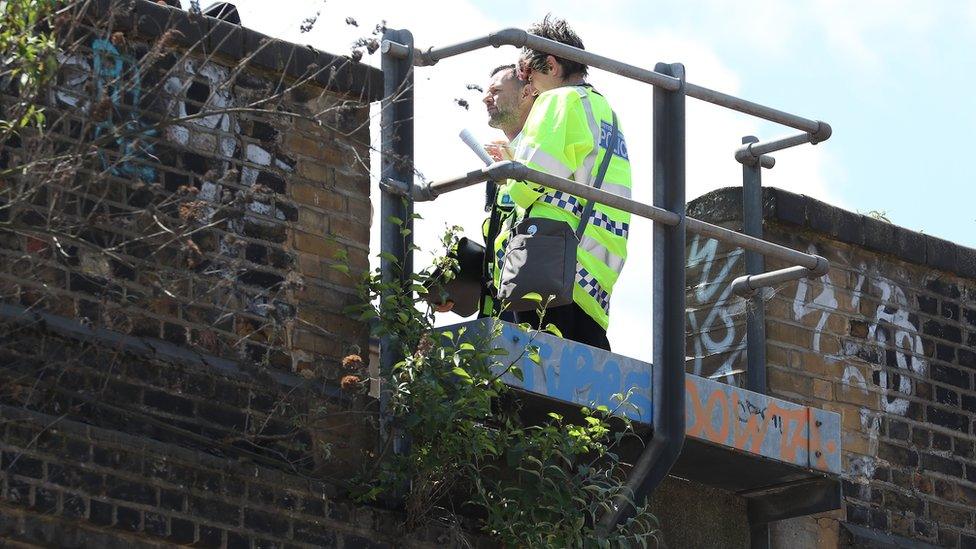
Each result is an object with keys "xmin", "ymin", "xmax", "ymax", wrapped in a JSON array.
[
  {"xmin": 481, "ymin": 180, "xmax": 516, "ymax": 316},
  {"xmin": 501, "ymin": 85, "xmax": 632, "ymax": 329}
]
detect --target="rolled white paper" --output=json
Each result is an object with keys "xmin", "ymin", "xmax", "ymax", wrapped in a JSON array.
[{"xmin": 459, "ymin": 129, "xmax": 495, "ymax": 166}]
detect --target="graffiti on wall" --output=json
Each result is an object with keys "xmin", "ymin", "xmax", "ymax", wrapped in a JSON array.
[
  {"xmin": 56, "ymin": 39, "xmax": 158, "ymax": 181},
  {"xmin": 686, "ymin": 235, "xmax": 747, "ymax": 386},
  {"xmin": 793, "ymin": 255, "xmax": 928, "ymax": 416},
  {"xmin": 790, "ymin": 249, "xmax": 928, "ymax": 483},
  {"xmin": 452, "ymin": 318, "xmax": 842, "ymax": 474},
  {"xmin": 495, "ymin": 321, "xmax": 653, "ymax": 422},
  {"xmin": 686, "ymin": 375, "xmax": 841, "ymax": 473},
  {"xmin": 687, "ymin": 236, "xmax": 930, "ymax": 482},
  {"xmin": 50, "ymin": 40, "xmax": 300, "ymax": 348}
]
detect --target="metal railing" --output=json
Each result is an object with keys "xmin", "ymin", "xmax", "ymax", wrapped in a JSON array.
[{"xmin": 379, "ymin": 26, "xmax": 832, "ymax": 540}]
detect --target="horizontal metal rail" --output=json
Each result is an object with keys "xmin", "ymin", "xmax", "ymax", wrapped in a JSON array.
[
  {"xmin": 684, "ymin": 217, "xmax": 824, "ymax": 271},
  {"xmin": 741, "ymin": 154, "xmax": 776, "ymax": 169},
  {"xmin": 731, "ymin": 263, "xmax": 828, "ymax": 297},
  {"xmin": 735, "ymin": 129, "xmax": 832, "ymax": 164},
  {"xmin": 381, "ymin": 161, "xmax": 828, "ymax": 274},
  {"xmin": 383, "ymin": 28, "xmax": 832, "ymax": 137}
]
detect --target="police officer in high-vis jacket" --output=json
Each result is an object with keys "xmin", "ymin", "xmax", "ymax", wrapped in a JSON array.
[
  {"xmin": 481, "ymin": 64, "xmax": 536, "ymax": 318},
  {"xmin": 509, "ymin": 15, "xmax": 632, "ymax": 351}
]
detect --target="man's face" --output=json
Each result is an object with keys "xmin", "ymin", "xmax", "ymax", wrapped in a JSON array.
[{"xmin": 483, "ymin": 68, "xmax": 523, "ymax": 129}]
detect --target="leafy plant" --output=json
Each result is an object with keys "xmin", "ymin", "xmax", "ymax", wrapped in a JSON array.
[
  {"xmin": 349, "ymin": 224, "xmax": 659, "ymax": 547},
  {"xmin": 0, "ymin": 0, "xmax": 61, "ymax": 135}
]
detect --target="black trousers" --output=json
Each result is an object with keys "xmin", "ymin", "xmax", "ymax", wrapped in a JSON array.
[{"xmin": 514, "ymin": 302, "xmax": 611, "ymax": 351}]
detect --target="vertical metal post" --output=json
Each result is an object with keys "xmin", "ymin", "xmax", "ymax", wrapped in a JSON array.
[
  {"xmin": 601, "ymin": 62, "xmax": 687, "ymax": 536},
  {"xmin": 743, "ymin": 137, "xmax": 770, "ymax": 548},
  {"xmin": 380, "ymin": 29, "xmax": 414, "ymax": 456},
  {"xmin": 742, "ymin": 136, "xmax": 766, "ymax": 394},
  {"xmin": 647, "ymin": 60, "xmax": 687, "ymax": 499}
]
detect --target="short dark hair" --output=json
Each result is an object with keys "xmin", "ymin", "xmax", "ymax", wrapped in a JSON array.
[
  {"xmin": 490, "ymin": 64, "xmax": 516, "ymax": 77},
  {"xmin": 523, "ymin": 15, "xmax": 587, "ymax": 78}
]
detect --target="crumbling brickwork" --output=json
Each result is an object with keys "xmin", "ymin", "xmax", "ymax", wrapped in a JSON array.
[
  {"xmin": 0, "ymin": 0, "xmax": 378, "ymax": 379},
  {"xmin": 687, "ymin": 187, "xmax": 976, "ymax": 547},
  {"xmin": 0, "ymin": 2, "xmax": 473, "ymax": 547}
]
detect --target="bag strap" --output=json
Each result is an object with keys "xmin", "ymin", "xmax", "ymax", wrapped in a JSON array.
[{"xmin": 575, "ymin": 111, "xmax": 619, "ymax": 241}]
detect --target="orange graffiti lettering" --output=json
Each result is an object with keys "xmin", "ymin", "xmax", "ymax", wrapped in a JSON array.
[{"xmin": 685, "ymin": 380, "xmax": 732, "ymax": 444}]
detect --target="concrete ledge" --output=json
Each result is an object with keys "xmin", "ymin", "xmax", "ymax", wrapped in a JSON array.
[{"xmin": 688, "ymin": 187, "xmax": 976, "ymax": 280}]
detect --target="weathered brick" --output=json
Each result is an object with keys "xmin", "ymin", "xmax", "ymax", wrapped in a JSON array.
[
  {"xmin": 291, "ymin": 183, "xmax": 345, "ymax": 211},
  {"xmin": 115, "ymin": 505, "xmax": 141, "ymax": 532},
  {"xmin": 879, "ymin": 442, "xmax": 918, "ymax": 467},
  {"xmin": 294, "ymin": 519, "xmax": 337, "ymax": 546},
  {"xmin": 63, "ymin": 493, "xmax": 87, "ymax": 519},
  {"xmin": 169, "ymin": 517, "xmax": 196, "ymax": 544},
  {"xmin": 940, "ymin": 528, "xmax": 961, "ymax": 548},
  {"xmin": 329, "ymin": 217, "xmax": 370, "ymax": 244},
  {"xmin": 4, "ymin": 454, "xmax": 43, "ymax": 479},
  {"xmin": 244, "ymin": 507, "xmax": 289, "ymax": 537},
  {"xmin": 928, "ymin": 406, "xmax": 970, "ymax": 433},
  {"xmin": 298, "ymin": 161, "xmax": 334, "ymax": 183},
  {"xmin": 915, "ymin": 519, "xmax": 936, "ymax": 539},
  {"xmin": 932, "ymin": 432, "xmax": 953, "ymax": 452},
  {"xmin": 105, "ymin": 478, "xmax": 157, "ymax": 506},
  {"xmin": 143, "ymin": 512, "xmax": 168, "ymax": 538},
  {"xmin": 887, "ymin": 420, "xmax": 909, "ymax": 441},
  {"xmin": 47, "ymin": 464, "xmax": 103, "ymax": 491},
  {"xmin": 920, "ymin": 452, "xmax": 964, "ymax": 477},
  {"xmin": 917, "ymin": 294, "xmax": 938, "ymax": 315},
  {"xmin": 143, "ymin": 388, "xmax": 195, "ymax": 416},
  {"xmin": 32, "ymin": 486, "xmax": 58, "ymax": 514},
  {"xmin": 932, "ymin": 363, "xmax": 971, "ymax": 390},
  {"xmin": 93, "ymin": 447, "xmax": 142, "ymax": 474},
  {"xmin": 188, "ymin": 496, "xmax": 241, "ymax": 526},
  {"xmin": 198, "ymin": 525, "xmax": 223, "ymax": 546},
  {"xmin": 293, "ymin": 231, "xmax": 343, "ymax": 258},
  {"xmin": 89, "ymin": 499, "xmax": 114, "ymax": 527},
  {"xmin": 834, "ymin": 382, "xmax": 879, "ymax": 408},
  {"xmin": 813, "ymin": 378, "xmax": 834, "ymax": 401},
  {"xmin": 929, "ymin": 502, "xmax": 971, "ymax": 529}
]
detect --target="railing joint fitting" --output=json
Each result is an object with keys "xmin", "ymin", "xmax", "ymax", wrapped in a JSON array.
[
  {"xmin": 811, "ymin": 121, "xmax": 832, "ymax": 144},
  {"xmin": 809, "ymin": 255, "xmax": 830, "ymax": 277}
]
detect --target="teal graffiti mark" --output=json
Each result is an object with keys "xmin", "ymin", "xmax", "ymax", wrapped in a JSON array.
[{"xmin": 91, "ymin": 39, "xmax": 156, "ymax": 182}]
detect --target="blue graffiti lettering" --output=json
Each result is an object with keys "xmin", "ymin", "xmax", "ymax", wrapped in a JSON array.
[{"xmin": 91, "ymin": 39, "xmax": 156, "ymax": 182}]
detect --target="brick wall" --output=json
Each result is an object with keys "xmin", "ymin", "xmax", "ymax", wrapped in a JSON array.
[
  {"xmin": 687, "ymin": 187, "xmax": 976, "ymax": 547},
  {"xmin": 0, "ymin": 397, "xmax": 452, "ymax": 548},
  {"xmin": 0, "ymin": 2, "xmax": 473, "ymax": 546},
  {"xmin": 0, "ymin": 0, "xmax": 378, "ymax": 379}
]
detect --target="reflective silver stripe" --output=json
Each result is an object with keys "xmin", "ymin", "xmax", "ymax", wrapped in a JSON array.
[
  {"xmin": 575, "ymin": 87, "xmax": 600, "ymax": 188},
  {"xmin": 580, "ymin": 235, "xmax": 626, "ymax": 275},
  {"xmin": 515, "ymin": 144, "xmax": 572, "ymax": 179},
  {"xmin": 576, "ymin": 266, "xmax": 610, "ymax": 314},
  {"xmin": 600, "ymin": 181, "xmax": 632, "ymax": 199}
]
